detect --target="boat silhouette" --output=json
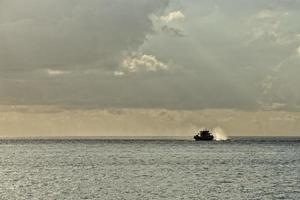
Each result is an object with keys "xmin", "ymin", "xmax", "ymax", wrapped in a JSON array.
[{"xmin": 194, "ymin": 129, "xmax": 214, "ymax": 141}]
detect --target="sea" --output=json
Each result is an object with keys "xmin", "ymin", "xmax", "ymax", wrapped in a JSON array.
[{"xmin": 0, "ymin": 137, "xmax": 299, "ymax": 200}]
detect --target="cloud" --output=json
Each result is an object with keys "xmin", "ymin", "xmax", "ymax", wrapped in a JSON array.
[
  {"xmin": 256, "ymin": 9, "xmax": 274, "ymax": 19},
  {"xmin": 113, "ymin": 71, "xmax": 125, "ymax": 76},
  {"xmin": 120, "ymin": 54, "xmax": 169, "ymax": 73},
  {"xmin": 160, "ymin": 11, "xmax": 185, "ymax": 23},
  {"xmin": 256, "ymin": 9, "xmax": 288, "ymax": 20},
  {"xmin": 1, "ymin": 0, "xmax": 300, "ymax": 112},
  {"xmin": 298, "ymin": 46, "xmax": 300, "ymax": 55},
  {"xmin": 0, "ymin": 0, "xmax": 168, "ymax": 72},
  {"xmin": 47, "ymin": 69, "xmax": 69, "ymax": 76},
  {"xmin": 260, "ymin": 75, "xmax": 274, "ymax": 95},
  {"xmin": 151, "ymin": 10, "xmax": 185, "ymax": 37},
  {"xmin": 161, "ymin": 25, "xmax": 185, "ymax": 37},
  {"xmin": 245, "ymin": 9, "xmax": 293, "ymax": 45}
]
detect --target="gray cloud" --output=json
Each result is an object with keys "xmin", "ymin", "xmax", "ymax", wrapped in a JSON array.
[
  {"xmin": 0, "ymin": 0, "xmax": 168, "ymax": 71},
  {"xmin": 1, "ymin": 0, "xmax": 300, "ymax": 111},
  {"xmin": 143, "ymin": 0, "xmax": 300, "ymax": 111},
  {"xmin": 161, "ymin": 25, "xmax": 185, "ymax": 37}
]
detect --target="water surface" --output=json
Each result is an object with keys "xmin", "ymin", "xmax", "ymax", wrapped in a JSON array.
[{"xmin": 0, "ymin": 137, "xmax": 299, "ymax": 199}]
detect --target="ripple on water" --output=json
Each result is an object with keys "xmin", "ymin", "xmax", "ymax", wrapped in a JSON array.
[{"xmin": 0, "ymin": 139, "xmax": 299, "ymax": 199}]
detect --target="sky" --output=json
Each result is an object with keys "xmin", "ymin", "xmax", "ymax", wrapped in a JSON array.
[{"xmin": 0, "ymin": 0, "xmax": 300, "ymax": 136}]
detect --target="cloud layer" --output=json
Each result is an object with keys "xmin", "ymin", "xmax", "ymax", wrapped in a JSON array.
[
  {"xmin": 1, "ymin": 0, "xmax": 300, "ymax": 111},
  {"xmin": 0, "ymin": 0, "xmax": 167, "ymax": 71}
]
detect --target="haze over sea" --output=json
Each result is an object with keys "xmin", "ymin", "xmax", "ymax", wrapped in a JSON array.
[{"xmin": 0, "ymin": 137, "xmax": 299, "ymax": 200}]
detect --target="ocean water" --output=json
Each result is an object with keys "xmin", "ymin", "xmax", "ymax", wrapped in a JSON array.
[{"xmin": 0, "ymin": 138, "xmax": 299, "ymax": 200}]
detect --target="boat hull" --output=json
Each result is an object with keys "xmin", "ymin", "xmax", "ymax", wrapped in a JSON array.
[{"xmin": 194, "ymin": 135, "xmax": 214, "ymax": 141}]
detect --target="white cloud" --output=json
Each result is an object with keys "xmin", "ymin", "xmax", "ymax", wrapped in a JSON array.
[
  {"xmin": 47, "ymin": 69, "xmax": 69, "ymax": 76},
  {"xmin": 260, "ymin": 75, "xmax": 273, "ymax": 95},
  {"xmin": 121, "ymin": 54, "xmax": 168, "ymax": 73},
  {"xmin": 256, "ymin": 10, "xmax": 274, "ymax": 19},
  {"xmin": 114, "ymin": 71, "xmax": 125, "ymax": 76},
  {"xmin": 245, "ymin": 9, "xmax": 291, "ymax": 45},
  {"xmin": 297, "ymin": 46, "xmax": 300, "ymax": 55},
  {"xmin": 160, "ymin": 11, "xmax": 185, "ymax": 23},
  {"xmin": 256, "ymin": 9, "xmax": 288, "ymax": 20},
  {"xmin": 264, "ymin": 103, "xmax": 287, "ymax": 111}
]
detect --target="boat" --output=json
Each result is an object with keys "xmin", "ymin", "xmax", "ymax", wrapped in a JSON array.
[{"xmin": 194, "ymin": 129, "xmax": 214, "ymax": 141}]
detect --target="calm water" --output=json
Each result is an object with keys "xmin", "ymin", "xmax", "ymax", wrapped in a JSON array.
[{"xmin": 0, "ymin": 138, "xmax": 299, "ymax": 200}]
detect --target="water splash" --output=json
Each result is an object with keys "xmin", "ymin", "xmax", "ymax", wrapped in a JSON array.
[{"xmin": 212, "ymin": 127, "xmax": 228, "ymax": 141}]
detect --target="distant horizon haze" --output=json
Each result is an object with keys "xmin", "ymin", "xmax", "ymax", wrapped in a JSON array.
[{"xmin": 1, "ymin": 106, "xmax": 299, "ymax": 137}]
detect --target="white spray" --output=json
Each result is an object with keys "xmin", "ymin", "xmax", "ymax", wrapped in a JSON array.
[{"xmin": 212, "ymin": 127, "xmax": 228, "ymax": 141}]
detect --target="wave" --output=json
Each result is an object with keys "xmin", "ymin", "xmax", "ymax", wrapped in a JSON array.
[{"xmin": 212, "ymin": 127, "xmax": 228, "ymax": 141}]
